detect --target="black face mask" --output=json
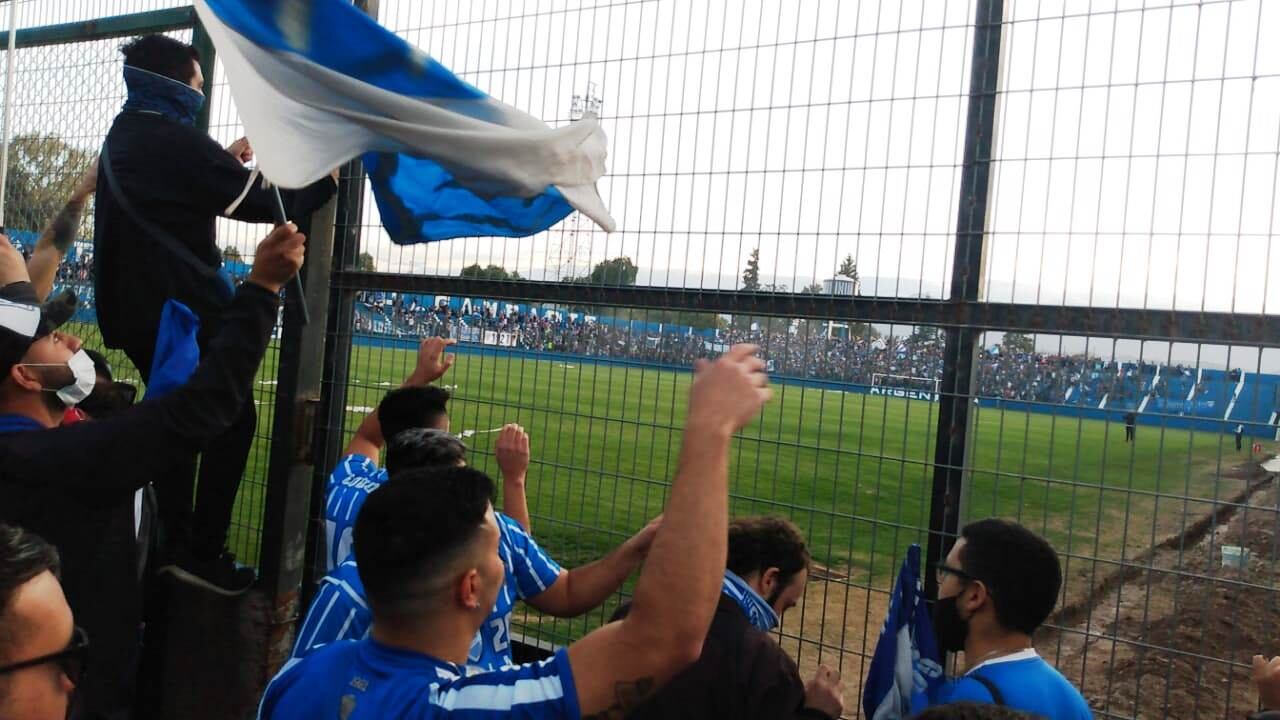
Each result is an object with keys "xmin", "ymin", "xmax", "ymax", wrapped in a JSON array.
[{"xmin": 932, "ymin": 594, "xmax": 969, "ymax": 653}]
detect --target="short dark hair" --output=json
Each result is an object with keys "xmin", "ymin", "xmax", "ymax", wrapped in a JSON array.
[
  {"xmin": 912, "ymin": 701, "xmax": 1045, "ymax": 720},
  {"xmin": 727, "ymin": 516, "xmax": 810, "ymax": 590},
  {"xmin": 353, "ymin": 467, "xmax": 494, "ymax": 621},
  {"xmin": 83, "ymin": 348, "xmax": 114, "ymax": 381},
  {"xmin": 120, "ymin": 34, "xmax": 200, "ymax": 83},
  {"xmin": 0, "ymin": 524, "xmax": 60, "ymax": 658},
  {"xmin": 378, "ymin": 386, "xmax": 451, "ymax": 442},
  {"xmin": 957, "ymin": 518, "xmax": 1061, "ymax": 635},
  {"xmin": 385, "ymin": 428, "xmax": 467, "ymax": 477}
]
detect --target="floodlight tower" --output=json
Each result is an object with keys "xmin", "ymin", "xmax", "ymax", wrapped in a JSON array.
[{"xmin": 553, "ymin": 82, "xmax": 603, "ymax": 282}]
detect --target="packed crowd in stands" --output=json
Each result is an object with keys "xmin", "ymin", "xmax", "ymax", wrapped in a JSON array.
[
  {"xmin": 24, "ymin": 255, "xmax": 1207, "ymax": 410},
  {"xmin": 17, "ymin": 247, "xmax": 1230, "ymax": 415},
  {"xmin": 355, "ymin": 291, "xmax": 1212, "ymax": 406}
]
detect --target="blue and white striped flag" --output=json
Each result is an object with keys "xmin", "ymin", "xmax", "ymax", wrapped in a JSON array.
[
  {"xmin": 863, "ymin": 544, "xmax": 945, "ymax": 720},
  {"xmin": 194, "ymin": 0, "xmax": 615, "ymax": 243}
]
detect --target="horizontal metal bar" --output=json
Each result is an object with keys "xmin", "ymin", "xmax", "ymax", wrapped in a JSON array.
[
  {"xmin": 331, "ymin": 271, "xmax": 1279, "ymax": 346},
  {"xmin": 0, "ymin": 7, "xmax": 196, "ymax": 49}
]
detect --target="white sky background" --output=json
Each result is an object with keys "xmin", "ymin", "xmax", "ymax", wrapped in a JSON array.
[
  {"xmin": 4, "ymin": 0, "xmax": 1280, "ymax": 368},
  {"xmin": 370, "ymin": 0, "xmax": 1280, "ymax": 317}
]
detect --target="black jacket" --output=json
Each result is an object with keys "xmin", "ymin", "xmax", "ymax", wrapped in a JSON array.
[
  {"xmin": 0, "ymin": 283, "xmax": 279, "ymax": 719},
  {"xmin": 94, "ymin": 110, "xmax": 334, "ymax": 357},
  {"xmin": 612, "ymin": 595, "xmax": 834, "ymax": 720}
]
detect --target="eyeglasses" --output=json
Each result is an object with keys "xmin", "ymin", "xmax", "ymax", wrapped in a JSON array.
[
  {"xmin": 0, "ymin": 626, "xmax": 89, "ymax": 686},
  {"xmin": 933, "ymin": 563, "xmax": 978, "ymax": 586}
]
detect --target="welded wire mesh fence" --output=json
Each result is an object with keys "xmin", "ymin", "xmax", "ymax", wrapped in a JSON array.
[{"xmin": 3, "ymin": 1, "xmax": 1279, "ymax": 718}]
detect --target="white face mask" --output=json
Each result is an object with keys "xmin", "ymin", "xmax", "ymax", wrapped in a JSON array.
[{"xmin": 23, "ymin": 349, "xmax": 97, "ymax": 408}]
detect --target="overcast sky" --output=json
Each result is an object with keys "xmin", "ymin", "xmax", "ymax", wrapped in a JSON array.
[
  {"xmin": 5, "ymin": 0, "xmax": 1279, "ymax": 368},
  {"xmin": 367, "ymin": 0, "xmax": 1280, "ymax": 317}
]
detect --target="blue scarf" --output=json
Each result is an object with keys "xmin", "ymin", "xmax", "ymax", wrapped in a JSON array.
[
  {"xmin": 122, "ymin": 65, "xmax": 205, "ymax": 126},
  {"xmin": 722, "ymin": 570, "xmax": 779, "ymax": 632}
]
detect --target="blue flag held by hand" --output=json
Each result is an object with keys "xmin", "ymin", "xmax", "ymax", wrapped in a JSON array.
[
  {"xmin": 194, "ymin": 0, "xmax": 615, "ymax": 244},
  {"xmin": 863, "ymin": 544, "xmax": 945, "ymax": 720}
]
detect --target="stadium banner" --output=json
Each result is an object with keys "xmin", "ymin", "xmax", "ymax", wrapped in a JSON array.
[
  {"xmin": 869, "ymin": 387, "xmax": 940, "ymax": 402},
  {"xmin": 194, "ymin": 0, "xmax": 615, "ymax": 242},
  {"xmin": 870, "ymin": 374, "xmax": 941, "ymax": 402}
]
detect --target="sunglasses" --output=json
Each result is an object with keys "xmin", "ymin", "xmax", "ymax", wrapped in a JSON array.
[{"xmin": 0, "ymin": 626, "xmax": 89, "ymax": 686}]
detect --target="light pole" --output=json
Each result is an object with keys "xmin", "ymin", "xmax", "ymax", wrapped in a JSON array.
[{"xmin": 555, "ymin": 82, "xmax": 602, "ymax": 282}]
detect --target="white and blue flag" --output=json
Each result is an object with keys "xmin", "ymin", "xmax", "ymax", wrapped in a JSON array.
[
  {"xmin": 194, "ymin": 0, "xmax": 615, "ymax": 243},
  {"xmin": 863, "ymin": 544, "xmax": 945, "ymax": 720}
]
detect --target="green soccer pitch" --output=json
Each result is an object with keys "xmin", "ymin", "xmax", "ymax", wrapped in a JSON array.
[{"xmin": 209, "ymin": 339, "xmax": 1240, "ymax": 587}]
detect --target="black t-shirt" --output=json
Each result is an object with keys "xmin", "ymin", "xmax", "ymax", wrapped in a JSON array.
[{"xmin": 612, "ymin": 596, "xmax": 831, "ymax": 720}]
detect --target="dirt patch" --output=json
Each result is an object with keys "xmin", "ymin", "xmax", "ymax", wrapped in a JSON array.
[
  {"xmin": 775, "ymin": 574, "xmax": 891, "ymax": 717},
  {"xmin": 1048, "ymin": 465, "xmax": 1270, "ymax": 635},
  {"xmin": 1053, "ymin": 459, "xmax": 1255, "ymax": 618},
  {"xmin": 1044, "ymin": 469, "xmax": 1280, "ymax": 719}
]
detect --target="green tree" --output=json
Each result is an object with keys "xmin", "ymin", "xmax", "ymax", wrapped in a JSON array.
[
  {"xmin": 837, "ymin": 253, "xmax": 859, "ymax": 283},
  {"xmin": 911, "ymin": 325, "xmax": 944, "ymax": 345},
  {"xmin": 656, "ymin": 309, "xmax": 725, "ymax": 331},
  {"xmin": 222, "ymin": 246, "xmax": 243, "ymax": 264},
  {"xmin": 1002, "ymin": 331, "xmax": 1035, "ymax": 354},
  {"xmin": 460, "ymin": 263, "xmax": 521, "ymax": 281},
  {"xmin": 741, "ymin": 247, "xmax": 761, "ymax": 291},
  {"xmin": 571, "ymin": 256, "xmax": 638, "ymax": 285},
  {"xmin": 3, "ymin": 134, "xmax": 94, "ymax": 236},
  {"xmin": 356, "ymin": 252, "xmax": 377, "ymax": 272},
  {"xmin": 573, "ymin": 306, "xmax": 724, "ymax": 331},
  {"xmin": 801, "ymin": 282, "xmax": 824, "ymax": 294}
]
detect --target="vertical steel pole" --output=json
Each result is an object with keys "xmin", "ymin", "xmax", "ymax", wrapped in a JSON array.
[
  {"xmin": 0, "ymin": 0, "xmax": 19, "ymax": 228},
  {"xmin": 924, "ymin": 0, "xmax": 1005, "ymax": 599},
  {"xmin": 296, "ymin": 0, "xmax": 377, "ymax": 612}
]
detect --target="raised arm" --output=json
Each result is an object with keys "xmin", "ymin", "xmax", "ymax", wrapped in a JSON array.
[
  {"xmin": 8, "ymin": 223, "xmax": 305, "ymax": 496},
  {"xmin": 495, "ymin": 424, "xmax": 532, "ymax": 531},
  {"xmin": 27, "ymin": 159, "xmax": 97, "ymax": 300},
  {"xmin": 183, "ymin": 134, "xmax": 337, "ymax": 223},
  {"xmin": 527, "ymin": 516, "xmax": 660, "ymax": 618},
  {"xmin": 565, "ymin": 345, "xmax": 771, "ymax": 717},
  {"xmin": 344, "ymin": 336, "xmax": 455, "ymax": 462}
]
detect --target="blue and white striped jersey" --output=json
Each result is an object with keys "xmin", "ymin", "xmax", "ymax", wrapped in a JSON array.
[
  {"xmin": 290, "ymin": 561, "xmax": 369, "ymax": 661},
  {"xmin": 259, "ymin": 639, "xmax": 581, "ymax": 720},
  {"xmin": 473, "ymin": 515, "xmax": 563, "ymax": 670},
  {"xmin": 324, "ymin": 453, "xmax": 384, "ymax": 571},
  {"xmin": 296, "ymin": 513, "xmax": 563, "ymax": 672}
]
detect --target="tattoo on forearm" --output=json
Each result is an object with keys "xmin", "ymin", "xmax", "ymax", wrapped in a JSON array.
[
  {"xmin": 48, "ymin": 199, "xmax": 85, "ymax": 253},
  {"xmin": 582, "ymin": 678, "xmax": 656, "ymax": 720}
]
